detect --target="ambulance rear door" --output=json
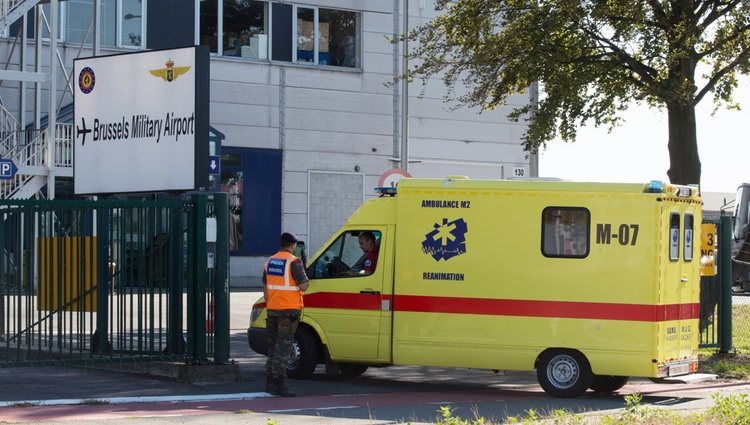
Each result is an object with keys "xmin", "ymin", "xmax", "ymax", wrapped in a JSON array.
[{"xmin": 659, "ymin": 197, "xmax": 700, "ymax": 374}]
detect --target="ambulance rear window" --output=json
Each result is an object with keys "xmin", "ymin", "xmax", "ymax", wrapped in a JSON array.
[
  {"xmin": 684, "ymin": 214, "xmax": 694, "ymax": 262},
  {"xmin": 541, "ymin": 207, "xmax": 590, "ymax": 258}
]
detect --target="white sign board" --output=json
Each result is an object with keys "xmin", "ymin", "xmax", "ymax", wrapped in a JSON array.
[{"xmin": 74, "ymin": 46, "xmax": 207, "ymax": 194}]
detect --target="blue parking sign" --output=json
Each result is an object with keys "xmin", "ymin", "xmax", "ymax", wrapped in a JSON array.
[{"xmin": 0, "ymin": 159, "xmax": 18, "ymax": 180}]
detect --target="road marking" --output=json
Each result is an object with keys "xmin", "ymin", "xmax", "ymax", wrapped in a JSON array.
[
  {"xmin": 269, "ymin": 406, "xmax": 359, "ymax": 413},
  {"xmin": 0, "ymin": 392, "xmax": 270, "ymax": 408}
]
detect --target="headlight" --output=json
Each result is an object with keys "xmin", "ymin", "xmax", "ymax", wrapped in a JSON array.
[{"xmin": 250, "ymin": 305, "xmax": 264, "ymax": 324}]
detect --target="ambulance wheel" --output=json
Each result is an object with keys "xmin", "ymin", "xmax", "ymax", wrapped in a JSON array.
[
  {"xmin": 536, "ymin": 350, "xmax": 592, "ymax": 398},
  {"xmin": 338, "ymin": 363, "xmax": 368, "ymax": 378},
  {"xmin": 589, "ymin": 375, "xmax": 629, "ymax": 393},
  {"xmin": 286, "ymin": 329, "xmax": 318, "ymax": 379}
]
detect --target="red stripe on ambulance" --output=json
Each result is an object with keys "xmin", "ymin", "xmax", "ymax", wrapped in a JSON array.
[{"xmin": 304, "ymin": 292, "xmax": 699, "ymax": 322}]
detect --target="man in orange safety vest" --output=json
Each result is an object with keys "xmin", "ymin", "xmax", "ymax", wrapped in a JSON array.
[{"xmin": 263, "ymin": 232, "xmax": 310, "ymax": 397}]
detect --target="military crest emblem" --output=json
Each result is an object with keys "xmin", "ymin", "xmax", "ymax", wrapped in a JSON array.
[{"xmin": 149, "ymin": 58, "xmax": 190, "ymax": 82}]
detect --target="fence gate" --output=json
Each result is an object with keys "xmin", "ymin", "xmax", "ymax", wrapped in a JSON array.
[
  {"xmin": 0, "ymin": 193, "xmax": 229, "ymax": 367},
  {"xmin": 699, "ymin": 216, "xmax": 733, "ymax": 351}
]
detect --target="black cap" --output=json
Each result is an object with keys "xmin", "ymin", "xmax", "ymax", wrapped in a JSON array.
[{"xmin": 281, "ymin": 232, "xmax": 299, "ymax": 244}]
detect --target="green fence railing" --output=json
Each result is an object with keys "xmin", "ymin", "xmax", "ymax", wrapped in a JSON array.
[{"xmin": 0, "ymin": 194, "xmax": 229, "ymax": 367}]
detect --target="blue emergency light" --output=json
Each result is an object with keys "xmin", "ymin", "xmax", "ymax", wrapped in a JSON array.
[
  {"xmin": 646, "ymin": 180, "xmax": 664, "ymax": 193},
  {"xmin": 375, "ymin": 186, "xmax": 398, "ymax": 196}
]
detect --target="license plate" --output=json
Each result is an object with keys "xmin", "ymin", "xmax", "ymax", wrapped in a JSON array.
[{"xmin": 669, "ymin": 363, "xmax": 690, "ymax": 376}]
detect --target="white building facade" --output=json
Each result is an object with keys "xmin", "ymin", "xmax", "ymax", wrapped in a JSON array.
[{"xmin": 0, "ymin": 0, "xmax": 534, "ymax": 285}]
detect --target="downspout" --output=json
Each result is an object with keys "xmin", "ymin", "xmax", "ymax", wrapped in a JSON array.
[
  {"xmin": 528, "ymin": 81, "xmax": 539, "ymax": 177},
  {"xmin": 391, "ymin": 0, "xmax": 400, "ymax": 167}
]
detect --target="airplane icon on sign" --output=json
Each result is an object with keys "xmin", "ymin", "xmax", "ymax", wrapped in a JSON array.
[{"xmin": 76, "ymin": 117, "xmax": 92, "ymax": 145}]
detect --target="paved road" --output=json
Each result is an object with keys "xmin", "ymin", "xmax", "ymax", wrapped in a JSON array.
[{"xmin": 0, "ymin": 291, "xmax": 749, "ymax": 425}]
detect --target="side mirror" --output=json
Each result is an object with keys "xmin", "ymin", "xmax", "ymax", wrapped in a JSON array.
[{"xmin": 294, "ymin": 240, "xmax": 307, "ymax": 267}]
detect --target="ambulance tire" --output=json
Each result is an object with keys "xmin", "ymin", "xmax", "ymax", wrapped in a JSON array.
[
  {"xmin": 589, "ymin": 375, "xmax": 629, "ymax": 393},
  {"xmin": 338, "ymin": 363, "xmax": 368, "ymax": 378},
  {"xmin": 287, "ymin": 329, "xmax": 318, "ymax": 379},
  {"xmin": 536, "ymin": 350, "xmax": 592, "ymax": 398}
]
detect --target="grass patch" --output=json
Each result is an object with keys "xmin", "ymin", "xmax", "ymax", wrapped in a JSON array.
[
  {"xmin": 732, "ymin": 305, "xmax": 750, "ymax": 352},
  {"xmin": 433, "ymin": 393, "xmax": 750, "ymax": 424},
  {"xmin": 9, "ymin": 402, "xmax": 38, "ymax": 408},
  {"xmin": 700, "ymin": 353, "xmax": 750, "ymax": 379},
  {"xmin": 699, "ymin": 304, "xmax": 750, "ymax": 379}
]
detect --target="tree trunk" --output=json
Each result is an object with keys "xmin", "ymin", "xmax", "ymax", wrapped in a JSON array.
[{"xmin": 666, "ymin": 102, "xmax": 701, "ymax": 185}]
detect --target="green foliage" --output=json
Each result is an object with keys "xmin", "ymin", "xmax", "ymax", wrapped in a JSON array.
[
  {"xmin": 707, "ymin": 393, "xmax": 750, "ymax": 425},
  {"xmin": 436, "ymin": 405, "xmax": 487, "ymax": 425},
  {"xmin": 407, "ymin": 0, "xmax": 750, "ymax": 184}
]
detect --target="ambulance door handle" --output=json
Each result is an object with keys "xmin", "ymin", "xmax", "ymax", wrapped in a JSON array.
[
  {"xmin": 680, "ymin": 277, "xmax": 688, "ymax": 283},
  {"xmin": 360, "ymin": 290, "xmax": 381, "ymax": 295}
]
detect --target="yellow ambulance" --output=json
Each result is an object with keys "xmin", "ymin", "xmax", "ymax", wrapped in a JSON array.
[{"xmin": 248, "ymin": 177, "xmax": 702, "ymax": 398}]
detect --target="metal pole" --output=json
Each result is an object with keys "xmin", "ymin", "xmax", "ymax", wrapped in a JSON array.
[
  {"xmin": 191, "ymin": 194, "xmax": 208, "ymax": 364},
  {"xmin": 213, "ymin": 192, "xmax": 230, "ymax": 363},
  {"xmin": 93, "ymin": 0, "xmax": 101, "ymax": 56},
  {"xmin": 94, "ymin": 205, "xmax": 110, "ymax": 353},
  {"xmin": 167, "ymin": 198, "xmax": 184, "ymax": 354},
  {"xmin": 48, "ymin": 0, "xmax": 58, "ymax": 200},
  {"xmin": 719, "ymin": 215, "xmax": 733, "ymax": 353},
  {"xmin": 401, "ymin": 0, "xmax": 409, "ymax": 172}
]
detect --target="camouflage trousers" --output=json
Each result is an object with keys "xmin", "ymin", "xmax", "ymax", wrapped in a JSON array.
[{"xmin": 265, "ymin": 309, "xmax": 301, "ymax": 378}]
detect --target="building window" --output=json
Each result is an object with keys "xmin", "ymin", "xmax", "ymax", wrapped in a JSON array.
[
  {"xmin": 296, "ymin": 6, "xmax": 315, "ymax": 63},
  {"xmin": 220, "ymin": 147, "xmax": 282, "ymax": 256},
  {"xmin": 65, "ymin": 0, "xmax": 116, "ymax": 45},
  {"xmin": 198, "ymin": 1, "xmax": 359, "ymax": 68},
  {"xmin": 200, "ymin": 0, "xmax": 219, "ymax": 52},
  {"xmin": 223, "ymin": 0, "xmax": 268, "ymax": 59},
  {"xmin": 13, "ymin": 0, "xmax": 143, "ymax": 48},
  {"xmin": 120, "ymin": 0, "xmax": 143, "ymax": 47},
  {"xmin": 541, "ymin": 207, "xmax": 590, "ymax": 258},
  {"xmin": 318, "ymin": 8, "xmax": 358, "ymax": 67}
]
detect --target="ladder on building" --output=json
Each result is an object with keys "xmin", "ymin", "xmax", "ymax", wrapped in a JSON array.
[
  {"xmin": 0, "ymin": 0, "xmax": 77, "ymax": 199},
  {"xmin": 0, "ymin": 0, "xmax": 39, "ymax": 34},
  {"xmin": 0, "ymin": 123, "xmax": 72, "ymax": 199}
]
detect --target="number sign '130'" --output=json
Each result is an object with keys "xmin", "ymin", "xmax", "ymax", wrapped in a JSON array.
[{"xmin": 596, "ymin": 223, "xmax": 640, "ymax": 246}]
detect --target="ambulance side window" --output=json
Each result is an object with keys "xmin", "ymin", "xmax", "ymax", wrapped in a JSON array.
[
  {"xmin": 684, "ymin": 214, "xmax": 694, "ymax": 262},
  {"xmin": 669, "ymin": 213, "xmax": 680, "ymax": 261},
  {"xmin": 541, "ymin": 207, "xmax": 590, "ymax": 258},
  {"xmin": 308, "ymin": 230, "xmax": 381, "ymax": 279}
]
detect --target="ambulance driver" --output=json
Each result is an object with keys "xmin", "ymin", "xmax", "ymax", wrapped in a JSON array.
[{"xmin": 348, "ymin": 231, "xmax": 379, "ymax": 275}]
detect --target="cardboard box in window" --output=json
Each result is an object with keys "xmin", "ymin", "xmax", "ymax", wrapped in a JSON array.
[{"xmin": 241, "ymin": 34, "xmax": 268, "ymax": 60}]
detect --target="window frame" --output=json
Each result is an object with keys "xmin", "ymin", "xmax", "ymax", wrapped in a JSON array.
[
  {"xmin": 669, "ymin": 212, "xmax": 680, "ymax": 262},
  {"xmin": 196, "ymin": 0, "xmax": 360, "ymax": 68},
  {"xmin": 540, "ymin": 206, "xmax": 591, "ymax": 259},
  {"xmin": 308, "ymin": 230, "xmax": 382, "ymax": 279},
  {"xmin": 15, "ymin": 0, "xmax": 145, "ymax": 48},
  {"xmin": 684, "ymin": 213, "xmax": 694, "ymax": 262},
  {"xmin": 293, "ymin": 4, "xmax": 318, "ymax": 65}
]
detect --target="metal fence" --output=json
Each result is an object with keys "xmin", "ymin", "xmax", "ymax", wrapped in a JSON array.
[{"xmin": 0, "ymin": 193, "xmax": 229, "ymax": 367}]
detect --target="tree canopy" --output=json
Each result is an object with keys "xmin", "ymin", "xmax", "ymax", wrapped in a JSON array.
[{"xmin": 407, "ymin": 0, "xmax": 750, "ymax": 185}]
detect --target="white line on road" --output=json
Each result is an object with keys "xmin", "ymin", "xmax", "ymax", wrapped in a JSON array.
[
  {"xmin": 0, "ymin": 392, "xmax": 271, "ymax": 408},
  {"xmin": 268, "ymin": 406, "xmax": 360, "ymax": 413}
]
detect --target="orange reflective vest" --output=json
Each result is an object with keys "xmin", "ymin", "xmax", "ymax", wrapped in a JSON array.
[{"xmin": 264, "ymin": 251, "xmax": 304, "ymax": 310}]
